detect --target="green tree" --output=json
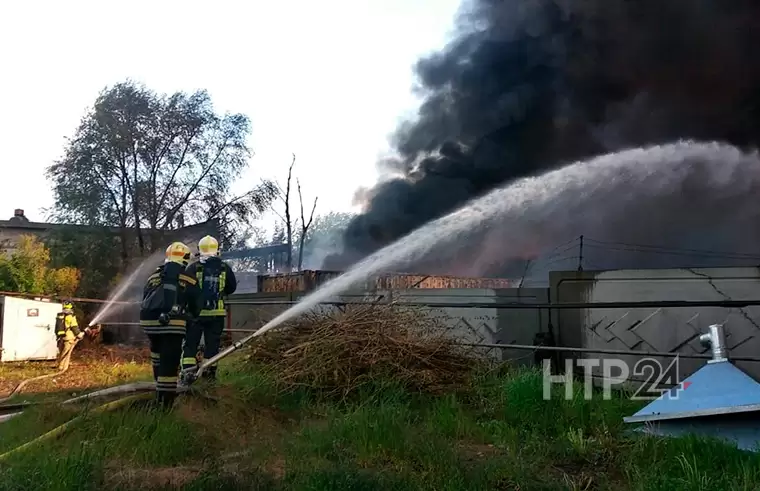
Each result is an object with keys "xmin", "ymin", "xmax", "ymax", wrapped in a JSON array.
[
  {"xmin": 46, "ymin": 267, "xmax": 81, "ymax": 298},
  {"xmin": 45, "ymin": 228, "xmax": 121, "ymax": 299},
  {"xmin": 0, "ymin": 235, "xmax": 81, "ymax": 296},
  {"xmin": 46, "ymin": 80, "xmax": 276, "ymax": 264}
]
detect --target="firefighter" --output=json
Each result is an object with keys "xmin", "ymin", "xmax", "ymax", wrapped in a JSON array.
[
  {"xmin": 55, "ymin": 301, "xmax": 89, "ymax": 371},
  {"xmin": 140, "ymin": 242, "xmax": 202, "ymax": 409},
  {"xmin": 181, "ymin": 235, "xmax": 237, "ymax": 383}
]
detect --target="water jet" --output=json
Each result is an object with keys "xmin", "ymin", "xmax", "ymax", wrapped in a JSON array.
[{"xmin": 189, "ymin": 141, "xmax": 760, "ymax": 378}]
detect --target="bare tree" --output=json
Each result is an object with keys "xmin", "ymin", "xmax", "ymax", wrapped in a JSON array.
[
  {"xmin": 269, "ymin": 154, "xmax": 319, "ymax": 272},
  {"xmin": 270, "ymin": 154, "xmax": 296, "ymax": 271},
  {"xmin": 297, "ymin": 178, "xmax": 318, "ymax": 270}
]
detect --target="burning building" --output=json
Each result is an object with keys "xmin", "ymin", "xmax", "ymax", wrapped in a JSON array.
[{"xmin": 255, "ymin": 270, "xmax": 515, "ymax": 294}]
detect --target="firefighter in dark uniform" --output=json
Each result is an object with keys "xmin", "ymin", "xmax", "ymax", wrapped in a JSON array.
[
  {"xmin": 140, "ymin": 242, "xmax": 202, "ymax": 409},
  {"xmin": 181, "ymin": 235, "xmax": 237, "ymax": 382}
]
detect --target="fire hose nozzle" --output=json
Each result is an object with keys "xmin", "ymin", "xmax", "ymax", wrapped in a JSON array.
[{"xmin": 179, "ymin": 366, "xmax": 200, "ymax": 386}]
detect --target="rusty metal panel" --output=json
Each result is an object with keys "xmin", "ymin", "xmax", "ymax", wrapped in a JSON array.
[
  {"xmin": 373, "ymin": 273, "xmax": 514, "ymax": 290},
  {"xmin": 258, "ymin": 270, "xmax": 516, "ymax": 292},
  {"xmin": 259, "ymin": 272, "xmax": 305, "ymax": 292}
]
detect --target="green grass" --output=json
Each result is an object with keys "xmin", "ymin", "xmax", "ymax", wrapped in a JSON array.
[
  {"xmin": 0, "ymin": 357, "xmax": 153, "ymax": 405},
  {"xmin": 1, "ymin": 361, "xmax": 760, "ymax": 490}
]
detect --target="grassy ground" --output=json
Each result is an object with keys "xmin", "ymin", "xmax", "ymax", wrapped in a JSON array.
[
  {"xmin": 1, "ymin": 353, "xmax": 760, "ymax": 490},
  {"xmin": 0, "ymin": 344, "xmax": 152, "ymax": 402}
]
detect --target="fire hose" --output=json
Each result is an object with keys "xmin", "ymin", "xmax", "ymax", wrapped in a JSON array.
[
  {"xmin": 0, "ymin": 392, "xmax": 153, "ymax": 462},
  {"xmin": 0, "ymin": 367, "xmax": 69, "ymax": 405},
  {"xmin": 0, "ymin": 382, "xmax": 201, "ymax": 461},
  {"xmin": 179, "ymin": 326, "xmax": 266, "ymax": 385},
  {"xmin": 0, "ymin": 330, "xmax": 100, "ymax": 405}
]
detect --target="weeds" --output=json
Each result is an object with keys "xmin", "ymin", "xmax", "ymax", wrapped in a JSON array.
[{"xmin": 1, "ymin": 342, "xmax": 760, "ymax": 489}]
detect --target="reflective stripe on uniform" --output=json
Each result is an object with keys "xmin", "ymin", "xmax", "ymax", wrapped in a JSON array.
[
  {"xmin": 199, "ymin": 309, "xmax": 226, "ymax": 317},
  {"xmin": 140, "ymin": 318, "xmax": 186, "ymax": 336},
  {"xmin": 182, "ymin": 357, "xmax": 197, "ymax": 366},
  {"xmin": 140, "ymin": 319, "xmax": 187, "ymax": 327},
  {"xmin": 179, "ymin": 274, "xmax": 196, "ymax": 285},
  {"xmin": 142, "ymin": 326, "xmax": 186, "ymax": 336},
  {"xmin": 156, "ymin": 376, "xmax": 177, "ymax": 392}
]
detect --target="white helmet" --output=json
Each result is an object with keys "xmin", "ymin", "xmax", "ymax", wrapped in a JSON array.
[{"xmin": 198, "ymin": 235, "xmax": 219, "ymax": 258}]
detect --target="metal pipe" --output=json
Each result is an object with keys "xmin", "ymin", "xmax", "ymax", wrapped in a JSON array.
[
  {"xmin": 181, "ymin": 298, "xmax": 760, "ymax": 383},
  {"xmin": 458, "ymin": 342, "xmax": 760, "ymax": 361},
  {"xmin": 212, "ymin": 335, "xmax": 760, "ymax": 363},
  {"xmin": 0, "ymin": 290, "xmax": 134, "ymax": 305},
  {"xmin": 699, "ymin": 324, "xmax": 729, "ymax": 363},
  {"xmin": 224, "ymin": 299, "xmax": 760, "ymax": 309},
  {"xmin": 95, "ymin": 325, "xmax": 281, "ymax": 334}
]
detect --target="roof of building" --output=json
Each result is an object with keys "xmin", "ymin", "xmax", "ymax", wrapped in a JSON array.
[{"xmin": 0, "ymin": 208, "xmax": 218, "ymax": 236}]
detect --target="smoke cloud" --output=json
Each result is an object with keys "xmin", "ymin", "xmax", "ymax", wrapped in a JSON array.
[{"xmin": 323, "ymin": 0, "xmax": 760, "ymax": 280}]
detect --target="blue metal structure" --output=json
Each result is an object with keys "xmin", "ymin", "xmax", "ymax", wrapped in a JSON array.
[{"xmin": 624, "ymin": 324, "xmax": 760, "ymax": 451}]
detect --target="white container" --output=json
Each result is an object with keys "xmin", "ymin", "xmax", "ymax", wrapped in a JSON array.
[{"xmin": 0, "ymin": 296, "xmax": 62, "ymax": 362}]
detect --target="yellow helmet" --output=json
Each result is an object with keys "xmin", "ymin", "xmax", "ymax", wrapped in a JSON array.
[
  {"xmin": 198, "ymin": 235, "xmax": 219, "ymax": 257},
  {"xmin": 62, "ymin": 301, "xmax": 74, "ymax": 312},
  {"xmin": 165, "ymin": 242, "xmax": 191, "ymax": 266}
]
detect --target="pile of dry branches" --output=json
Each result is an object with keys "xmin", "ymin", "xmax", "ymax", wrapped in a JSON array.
[{"xmin": 243, "ymin": 303, "xmax": 486, "ymax": 397}]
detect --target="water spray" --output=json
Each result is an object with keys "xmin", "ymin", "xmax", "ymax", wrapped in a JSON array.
[
  {"xmin": 88, "ymin": 249, "xmax": 168, "ymax": 327},
  {"xmin": 182, "ymin": 141, "xmax": 760, "ymax": 384}
]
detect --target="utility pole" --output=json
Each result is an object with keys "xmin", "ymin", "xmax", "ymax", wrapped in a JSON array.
[{"xmin": 577, "ymin": 235, "xmax": 584, "ymax": 271}]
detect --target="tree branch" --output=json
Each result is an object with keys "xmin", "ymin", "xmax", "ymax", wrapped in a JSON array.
[
  {"xmin": 296, "ymin": 177, "xmax": 318, "ymax": 270},
  {"xmin": 160, "ymin": 135, "xmax": 230, "ymax": 228},
  {"xmin": 284, "ymin": 153, "xmax": 295, "ymax": 271},
  {"xmin": 147, "ymin": 129, "xmax": 181, "ymax": 226},
  {"xmin": 154, "ymin": 130, "xmax": 199, "ymax": 226}
]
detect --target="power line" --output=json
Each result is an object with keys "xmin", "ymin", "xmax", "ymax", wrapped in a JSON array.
[
  {"xmin": 583, "ymin": 237, "xmax": 760, "ymax": 260},
  {"xmin": 583, "ymin": 242, "xmax": 760, "ymax": 261}
]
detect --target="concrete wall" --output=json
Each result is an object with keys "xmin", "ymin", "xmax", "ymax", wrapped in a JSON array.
[
  {"xmin": 227, "ymin": 287, "xmax": 549, "ymax": 364},
  {"xmin": 550, "ymin": 267, "xmax": 760, "ymax": 382},
  {"xmin": 224, "ymin": 267, "xmax": 760, "ymax": 383}
]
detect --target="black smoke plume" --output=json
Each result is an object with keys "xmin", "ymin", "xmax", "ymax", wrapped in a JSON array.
[{"xmin": 323, "ymin": 0, "xmax": 760, "ymax": 279}]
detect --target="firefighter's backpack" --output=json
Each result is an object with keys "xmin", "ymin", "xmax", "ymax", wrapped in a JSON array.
[
  {"xmin": 199, "ymin": 259, "xmax": 224, "ymax": 311},
  {"xmin": 141, "ymin": 263, "xmax": 182, "ymax": 313},
  {"xmin": 55, "ymin": 313, "xmax": 66, "ymax": 337}
]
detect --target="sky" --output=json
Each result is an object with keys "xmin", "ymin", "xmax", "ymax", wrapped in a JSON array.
[{"xmin": 0, "ymin": 0, "xmax": 461, "ymax": 225}]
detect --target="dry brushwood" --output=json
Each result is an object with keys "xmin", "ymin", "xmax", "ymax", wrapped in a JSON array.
[{"xmin": 244, "ymin": 303, "xmax": 486, "ymax": 397}]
